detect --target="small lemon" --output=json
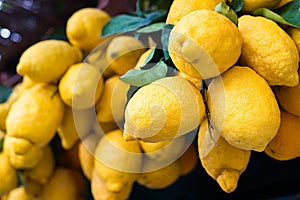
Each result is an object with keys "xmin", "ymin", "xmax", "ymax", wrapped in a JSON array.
[
  {"xmin": 57, "ymin": 107, "xmax": 93, "ymax": 150},
  {"xmin": 91, "ymin": 168, "xmax": 133, "ymax": 200},
  {"xmin": 59, "ymin": 62, "xmax": 104, "ymax": 109},
  {"xmin": 230, "ymin": 0, "xmax": 281, "ymax": 11},
  {"xmin": 238, "ymin": 15, "xmax": 299, "ymax": 86},
  {"xmin": 6, "ymin": 83, "xmax": 65, "ymax": 147},
  {"xmin": 106, "ymin": 36, "xmax": 146, "ymax": 75},
  {"xmin": 0, "ymin": 153, "xmax": 18, "ymax": 196},
  {"xmin": 137, "ymin": 159, "xmax": 181, "ymax": 189},
  {"xmin": 287, "ymin": 27, "xmax": 300, "ymax": 56},
  {"xmin": 166, "ymin": 0, "xmax": 222, "ymax": 25},
  {"xmin": 42, "ymin": 167, "xmax": 78, "ymax": 200},
  {"xmin": 94, "ymin": 129, "xmax": 142, "ymax": 192},
  {"xmin": 198, "ymin": 119, "xmax": 251, "ymax": 193},
  {"xmin": 66, "ymin": 8, "xmax": 110, "ymax": 52},
  {"xmin": 16, "ymin": 40, "xmax": 82, "ymax": 83},
  {"xmin": 123, "ymin": 76, "xmax": 205, "ymax": 142},
  {"xmin": 168, "ymin": 10, "xmax": 242, "ymax": 79},
  {"xmin": 23, "ymin": 145, "xmax": 55, "ymax": 185},
  {"xmin": 3, "ymin": 135, "xmax": 43, "ymax": 169},
  {"xmin": 207, "ymin": 66, "xmax": 281, "ymax": 151}
]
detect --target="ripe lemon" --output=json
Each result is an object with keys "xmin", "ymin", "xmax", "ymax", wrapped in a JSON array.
[
  {"xmin": 207, "ymin": 66, "xmax": 280, "ymax": 151},
  {"xmin": 66, "ymin": 8, "xmax": 110, "ymax": 52},
  {"xmin": 6, "ymin": 83, "xmax": 65, "ymax": 147},
  {"xmin": 16, "ymin": 40, "xmax": 82, "ymax": 83},
  {"xmin": 0, "ymin": 153, "xmax": 18, "ymax": 196},
  {"xmin": 198, "ymin": 119, "xmax": 251, "ymax": 193},
  {"xmin": 238, "ymin": 15, "xmax": 299, "ymax": 86},
  {"xmin": 94, "ymin": 129, "xmax": 142, "ymax": 192},
  {"xmin": 231, "ymin": 0, "xmax": 281, "ymax": 11},
  {"xmin": 178, "ymin": 144, "xmax": 198, "ymax": 175},
  {"xmin": 91, "ymin": 168, "xmax": 133, "ymax": 200},
  {"xmin": 166, "ymin": 0, "xmax": 222, "ymax": 25},
  {"xmin": 287, "ymin": 27, "xmax": 300, "ymax": 56},
  {"xmin": 168, "ymin": 10, "xmax": 242, "ymax": 79},
  {"xmin": 274, "ymin": 71, "xmax": 300, "ymax": 117},
  {"xmin": 265, "ymin": 110, "xmax": 300, "ymax": 161},
  {"xmin": 106, "ymin": 36, "xmax": 146, "ymax": 75},
  {"xmin": 123, "ymin": 76, "xmax": 205, "ymax": 142},
  {"xmin": 59, "ymin": 62, "xmax": 104, "ymax": 109}
]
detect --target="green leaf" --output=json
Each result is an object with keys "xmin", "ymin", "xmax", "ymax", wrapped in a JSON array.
[
  {"xmin": 136, "ymin": 0, "xmax": 145, "ymax": 17},
  {"xmin": 0, "ymin": 137, "xmax": 4, "ymax": 152},
  {"xmin": 137, "ymin": 22, "xmax": 165, "ymax": 33},
  {"xmin": 144, "ymin": 47, "xmax": 156, "ymax": 64},
  {"xmin": 275, "ymin": 0, "xmax": 300, "ymax": 28},
  {"xmin": 231, "ymin": 0, "xmax": 244, "ymax": 12},
  {"xmin": 253, "ymin": 8, "xmax": 300, "ymax": 28},
  {"xmin": 0, "ymin": 85, "xmax": 12, "ymax": 103},
  {"xmin": 161, "ymin": 24, "xmax": 174, "ymax": 60},
  {"xmin": 215, "ymin": 2, "xmax": 238, "ymax": 25},
  {"xmin": 120, "ymin": 60, "xmax": 168, "ymax": 87},
  {"xmin": 17, "ymin": 170, "xmax": 27, "ymax": 187}
]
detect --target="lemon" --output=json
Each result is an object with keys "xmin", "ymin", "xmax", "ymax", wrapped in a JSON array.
[
  {"xmin": 96, "ymin": 75, "xmax": 129, "ymax": 124},
  {"xmin": 265, "ymin": 110, "xmax": 300, "ymax": 161},
  {"xmin": 94, "ymin": 129, "xmax": 142, "ymax": 192},
  {"xmin": 5, "ymin": 180, "xmax": 43, "ymax": 200},
  {"xmin": 0, "ymin": 153, "xmax": 18, "ymax": 196},
  {"xmin": 3, "ymin": 135, "xmax": 43, "ymax": 169},
  {"xmin": 207, "ymin": 66, "xmax": 281, "ymax": 151},
  {"xmin": 57, "ymin": 107, "xmax": 93, "ymax": 150},
  {"xmin": 198, "ymin": 119, "xmax": 251, "ymax": 193},
  {"xmin": 91, "ymin": 168, "xmax": 133, "ymax": 200},
  {"xmin": 166, "ymin": 0, "xmax": 222, "ymax": 25},
  {"xmin": 274, "ymin": 0, "xmax": 292, "ymax": 8},
  {"xmin": 23, "ymin": 145, "xmax": 55, "ymax": 185},
  {"xmin": 66, "ymin": 8, "xmax": 110, "ymax": 52},
  {"xmin": 6, "ymin": 83, "xmax": 65, "ymax": 147},
  {"xmin": 229, "ymin": 0, "xmax": 281, "ymax": 11},
  {"xmin": 287, "ymin": 27, "xmax": 300, "ymax": 56},
  {"xmin": 123, "ymin": 75, "xmax": 205, "ymax": 142},
  {"xmin": 42, "ymin": 167, "xmax": 78, "ymax": 200},
  {"xmin": 137, "ymin": 160, "xmax": 181, "ymax": 189},
  {"xmin": 168, "ymin": 10, "xmax": 242, "ymax": 79},
  {"xmin": 178, "ymin": 144, "xmax": 198, "ymax": 175},
  {"xmin": 106, "ymin": 36, "xmax": 146, "ymax": 75},
  {"xmin": 274, "ymin": 70, "xmax": 300, "ymax": 117},
  {"xmin": 59, "ymin": 62, "xmax": 104, "ymax": 109},
  {"xmin": 238, "ymin": 15, "xmax": 299, "ymax": 86},
  {"xmin": 134, "ymin": 48, "xmax": 154, "ymax": 69},
  {"xmin": 16, "ymin": 40, "xmax": 82, "ymax": 83}
]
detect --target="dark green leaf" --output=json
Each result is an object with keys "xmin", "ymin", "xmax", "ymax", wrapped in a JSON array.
[
  {"xmin": 231, "ymin": 0, "xmax": 244, "ymax": 12},
  {"xmin": 17, "ymin": 170, "xmax": 27, "ymax": 187},
  {"xmin": 0, "ymin": 85, "xmax": 12, "ymax": 103},
  {"xmin": 137, "ymin": 22, "xmax": 165, "ymax": 33},
  {"xmin": 253, "ymin": 8, "xmax": 299, "ymax": 28},
  {"xmin": 161, "ymin": 24, "xmax": 174, "ymax": 60},
  {"xmin": 0, "ymin": 137, "xmax": 4, "ymax": 152},
  {"xmin": 144, "ymin": 10, "xmax": 168, "ymax": 22},
  {"xmin": 275, "ymin": 0, "xmax": 300, "ymax": 28},
  {"xmin": 120, "ymin": 60, "xmax": 168, "ymax": 87},
  {"xmin": 215, "ymin": 2, "xmax": 238, "ymax": 25},
  {"xmin": 136, "ymin": 0, "xmax": 145, "ymax": 17}
]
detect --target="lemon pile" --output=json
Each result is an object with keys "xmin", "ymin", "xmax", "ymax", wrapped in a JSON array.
[{"xmin": 0, "ymin": 0, "xmax": 300, "ymax": 198}]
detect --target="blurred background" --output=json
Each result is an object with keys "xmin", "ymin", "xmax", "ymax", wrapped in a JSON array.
[{"xmin": 0, "ymin": 1, "xmax": 300, "ymax": 199}]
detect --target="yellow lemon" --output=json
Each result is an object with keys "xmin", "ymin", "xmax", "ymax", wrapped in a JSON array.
[
  {"xmin": 66, "ymin": 8, "xmax": 110, "ymax": 52},
  {"xmin": 59, "ymin": 62, "xmax": 104, "ymax": 109},
  {"xmin": 238, "ymin": 15, "xmax": 299, "ymax": 86},
  {"xmin": 0, "ymin": 153, "xmax": 18, "ymax": 196},
  {"xmin": 91, "ymin": 168, "xmax": 133, "ymax": 200},
  {"xmin": 274, "ymin": 0, "xmax": 292, "ymax": 8},
  {"xmin": 23, "ymin": 145, "xmax": 55, "ymax": 185},
  {"xmin": 94, "ymin": 129, "xmax": 142, "ymax": 192},
  {"xmin": 106, "ymin": 36, "xmax": 146, "ymax": 75},
  {"xmin": 16, "ymin": 39, "xmax": 82, "ymax": 83},
  {"xmin": 198, "ymin": 119, "xmax": 251, "ymax": 193},
  {"xmin": 6, "ymin": 83, "xmax": 65, "ymax": 147},
  {"xmin": 134, "ymin": 48, "xmax": 154, "ymax": 69},
  {"xmin": 168, "ymin": 10, "xmax": 242, "ymax": 79},
  {"xmin": 287, "ymin": 27, "xmax": 300, "ymax": 56},
  {"xmin": 123, "ymin": 75, "xmax": 205, "ymax": 142},
  {"xmin": 96, "ymin": 75, "xmax": 129, "ymax": 124},
  {"xmin": 3, "ymin": 135, "xmax": 43, "ymax": 169},
  {"xmin": 207, "ymin": 66, "xmax": 281, "ymax": 151},
  {"xmin": 274, "ymin": 71, "xmax": 300, "ymax": 117},
  {"xmin": 137, "ymin": 159, "xmax": 181, "ymax": 189},
  {"xmin": 5, "ymin": 179, "xmax": 43, "ymax": 200},
  {"xmin": 42, "ymin": 167, "xmax": 78, "ymax": 200},
  {"xmin": 166, "ymin": 0, "xmax": 222, "ymax": 25},
  {"xmin": 178, "ymin": 144, "xmax": 198, "ymax": 176},
  {"xmin": 57, "ymin": 107, "xmax": 93, "ymax": 150},
  {"xmin": 265, "ymin": 110, "xmax": 300, "ymax": 161},
  {"xmin": 229, "ymin": 0, "xmax": 281, "ymax": 11}
]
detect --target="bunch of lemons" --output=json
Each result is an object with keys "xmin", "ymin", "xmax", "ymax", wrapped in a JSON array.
[{"xmin": 1, "ymin": 0, "xmax": 300, "ymax": 198}]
